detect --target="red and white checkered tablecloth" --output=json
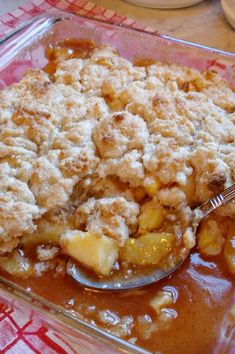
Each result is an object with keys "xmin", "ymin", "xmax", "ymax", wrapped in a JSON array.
[
  {"xmin": 0, "ymin": 302, "xmax": 77, "ymax": 353},
  {"xmin": 0, "ymin": 1, "xmax": 157, "ymax": 353},
  {"xmin": 0, "ymin": 0, "xmax": 157, "ymax": 39}
]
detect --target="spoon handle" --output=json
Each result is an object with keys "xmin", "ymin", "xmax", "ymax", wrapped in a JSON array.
[{"xmin": 198, "ymin": 183, "xmax": 235, "ymax": 217}]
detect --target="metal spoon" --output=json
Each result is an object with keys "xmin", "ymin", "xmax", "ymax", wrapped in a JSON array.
[{"xmin": 67, "ymin": 183, "xmax": 235, "ymax": 291}]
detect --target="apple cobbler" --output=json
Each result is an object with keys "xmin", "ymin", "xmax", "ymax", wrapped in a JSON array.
[{"xmin": 0, "ymin": 41, "xmax": 234, "ymax": 279}]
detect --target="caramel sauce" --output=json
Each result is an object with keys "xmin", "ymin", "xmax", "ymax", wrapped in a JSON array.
[
  {"xmin": 44, "ymin": 39, "xmax": 96, "ymax": 75},
  {"xmin": 0, "ymin": 40, "xmax": 234, "ymax": 354},
  {"xmin": 134, "ymin": 58, "xmax": 158, "ymax": 67},
  {"xmin": 2, "ymin": 251, "xmax": 233, "ymax": 354}
]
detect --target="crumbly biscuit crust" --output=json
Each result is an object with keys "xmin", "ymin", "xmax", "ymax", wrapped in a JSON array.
[{"xmin": 0, "ymin": 44, "xmax": 234, "ymax": 253}]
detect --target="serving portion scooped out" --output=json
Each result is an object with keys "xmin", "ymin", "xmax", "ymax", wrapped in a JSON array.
[
  {"xmin": 0, "ymin": 40, "xmax": 234, "ymax": 287},
  {"xmin": 66, "ymin": 183, "xmax": 235, "ymax": 290}
]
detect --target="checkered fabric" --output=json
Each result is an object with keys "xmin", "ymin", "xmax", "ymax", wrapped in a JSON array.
[
  {"xmin": 0, "ymin": 302, "xmax": 78, "ymax": 353},
  {"xmin": 0, "ymin": 0, "xmax": 157, "ymax": 40}
]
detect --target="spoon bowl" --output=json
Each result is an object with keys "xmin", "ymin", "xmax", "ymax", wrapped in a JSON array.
[{"xmin": 66, "ymin": 258, "xmax": 185, "ymax": 291}]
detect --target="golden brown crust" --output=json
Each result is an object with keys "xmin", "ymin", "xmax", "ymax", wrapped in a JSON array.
[{"xmin": 0, "ymin": 44, "xmax": 234, "ymax": 253}]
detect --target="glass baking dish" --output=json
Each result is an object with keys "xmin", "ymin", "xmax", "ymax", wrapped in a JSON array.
[{"xmin": 0, "ymin": 11, "xmax": 234, "ymax": 353}]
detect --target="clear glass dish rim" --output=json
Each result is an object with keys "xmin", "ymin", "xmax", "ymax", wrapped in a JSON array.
[
  {"xmin": 0, "ymin": 10, "xmax": 234, "ymax": 354},
  {"xmin": 1, "ymin": 9, "xmax": 235, "ymax": 58}
]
